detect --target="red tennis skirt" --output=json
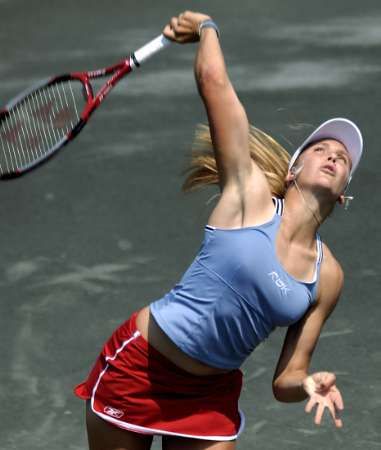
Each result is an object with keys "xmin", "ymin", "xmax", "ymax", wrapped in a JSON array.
[{"xmin": 74, "ymin": 311, "xmax": 244, "ymax": 441}]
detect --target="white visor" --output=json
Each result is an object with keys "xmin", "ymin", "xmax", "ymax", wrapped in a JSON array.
[{"xmin": 288, "ymin": 118, "xmax": 363, "ymax": 181}]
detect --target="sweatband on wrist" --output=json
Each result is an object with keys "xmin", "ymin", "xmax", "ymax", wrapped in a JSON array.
[{"xmin": 198, "ymin": 19, "xmax": 220, "ymax": 38}]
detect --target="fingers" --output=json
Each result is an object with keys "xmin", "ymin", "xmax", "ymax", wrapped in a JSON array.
[
  {"xmin": 170, "ymin": 16, "xmax": 185, "ymax": 32},
  {"xmin": 304, "ymin": 374, "xmax": 345, "ymax": 428},
  {"xmin": 334, "ymin": 417, "xmax": 343, "ymax": 428},
  {"xmin": 331, "ymin": 388, "xmax": 344, "ymax": 428},
  {"xmin": 163, "ymin": 15, "xmax": 198, "ymax": 43},
  {"xmin": 163, "ymin": 11, "xmax": 212, "ymax": 43},
  {"xmin": 162, "ymin": 24, "xmax": 177, "ymax": 41},
  {"xmin": 314, "ymin": 401, "xmax": 325, "ymax": 425},
  {"xmin": 305, "ymin": 389, "xmax": 345, "ymax": 428},
  {"xmin": 328, "ymin": 401, "xmax": 344, "ymax": 428},
  {"xmin": 178, "ymin": 11, "xmax": 194, "ymax": 26},
  {"xmin": 315, "ymin": 404, "xmax": 343, "ymax": 429},
  {"xmin": 325, "ymin": 397, "xmax": 343, "ymax": 428},
  {"xmin": 305, "ymin": 396, "xmax": 316, "ymax": 413},
  {"xmin": 332, "ymin": 387, "xmax": 344, "ymax": 410},
  {"xmin": 170, "ymin": 17, "xmax": 190, "ymax": 36},
  {"xmin": 305, "ymin": 395, "xmax": 328, "ymax": 426},
  {"xmin": 179, "ymin": 10, "xmax": 211, "ymax": 25},
  {"xmin": 313, "ymin": 371, "xmax": 336, "ymax": 392},
  {"xmin": 325, "ymin": 391, "xmax": 344, "ymax": 428}
]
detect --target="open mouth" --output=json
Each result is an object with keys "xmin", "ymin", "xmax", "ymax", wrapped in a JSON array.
[{"xmin": 320, "ymin": 165, "xmax": 336, "ymax": 175}]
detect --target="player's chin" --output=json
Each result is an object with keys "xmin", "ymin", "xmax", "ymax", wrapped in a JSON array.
[
  {"xmin": 312, "ymin": 176, "xmax": 346, "ymax": 199},
  {"xmin": 310, "ymin": 181, "xmax": 337, "ymax": 196},
  {"xmin": 320, "ymin": 170, "xmax": 349, "ymax": 192}
]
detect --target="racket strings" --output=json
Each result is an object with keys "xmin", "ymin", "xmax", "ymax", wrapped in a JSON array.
[{"xmin": 0, "ymin": 80, "xmax": 85, "ymax": 175}]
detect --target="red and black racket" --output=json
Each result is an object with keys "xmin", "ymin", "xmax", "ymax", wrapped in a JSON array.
[{"xmin": 0, "ymin": 34, "xmax": 171, "ymax": 179}]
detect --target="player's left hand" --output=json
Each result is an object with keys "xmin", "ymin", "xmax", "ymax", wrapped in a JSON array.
[{"xmin": 302, "ymin": 371, "xmax": 344, "ymax": 428}]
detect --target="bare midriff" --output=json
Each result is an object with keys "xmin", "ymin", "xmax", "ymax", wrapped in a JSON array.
[{"xmin": 136, "ymin": 306, "xmax": 231, "ymax": 376}]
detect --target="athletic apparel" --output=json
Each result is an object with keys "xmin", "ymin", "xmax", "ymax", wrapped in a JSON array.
[
  {"xmin": 74, "ymin": 312, "xmax": 244, "ymax": 441},
  {"xmin": 150, "ymin": 198, "xmax": 323, "ymax": 370}
]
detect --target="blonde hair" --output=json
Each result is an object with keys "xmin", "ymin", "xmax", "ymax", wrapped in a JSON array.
[{"xmin": 182, "ymin": 124, "xmax": 291, "ymax": 198}]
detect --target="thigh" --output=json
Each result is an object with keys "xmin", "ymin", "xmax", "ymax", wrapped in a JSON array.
[
  {"xmin": 86, "ymin": 401, "xmax": 153, "ymax": 450},
  {"xmin": 162, "ymin": 436, "xmax": 236, "ymax": 450}
]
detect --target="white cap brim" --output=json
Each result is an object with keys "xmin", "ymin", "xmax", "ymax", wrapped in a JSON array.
[{"xmin": 288, "ymin": 118, "xmax": 363, "ymax": 179}]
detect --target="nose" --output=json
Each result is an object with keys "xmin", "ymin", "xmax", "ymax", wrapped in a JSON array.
[{"xmin": 327, "ymin": 154, "xmax": 337, "ymax": 163}]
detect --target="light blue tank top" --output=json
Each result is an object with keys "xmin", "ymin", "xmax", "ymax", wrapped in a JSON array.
[{"xmin": 150, "ymin": 198, "xmax": 323, "ymax": 370}]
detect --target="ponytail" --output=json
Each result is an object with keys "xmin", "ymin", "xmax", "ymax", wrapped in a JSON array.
[{"xmin": 182, "ymin": 124, "xmax": 291, "ymax": 198}]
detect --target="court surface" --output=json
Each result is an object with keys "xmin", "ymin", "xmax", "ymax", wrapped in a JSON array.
[{"xmin": 0, "ymin": 0, "xmax": 380, "ymax": 449}]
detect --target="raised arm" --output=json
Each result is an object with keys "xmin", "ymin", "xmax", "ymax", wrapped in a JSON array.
[
  {"xmin": 272, "ymin": 247, "xmax": 345, "ymax": 428},
  {"xmin": 163, "ymin": 11, "xmax": 274, "ymax": 228}
]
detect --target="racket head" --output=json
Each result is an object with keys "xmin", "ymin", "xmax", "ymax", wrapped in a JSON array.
[{"xmin": 0, "ymin": 75, "xmax": 89, "ymax": 179}]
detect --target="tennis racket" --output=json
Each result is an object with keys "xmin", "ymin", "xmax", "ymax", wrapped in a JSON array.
[{"xmin": 0, "ymin": 34, "xmax": 171, "ymax": 179}]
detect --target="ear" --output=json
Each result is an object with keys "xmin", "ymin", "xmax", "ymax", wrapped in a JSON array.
[
  {"xmin": 337, "ymin": 194, "xmax": 345, "ymax": 206},
  {"xmin": 285, "ymin": 170, "xmax": 294, "ymax": 183},
  {"xmin": 338, "ymin": 193, "xmax": 354, "ymax": 210},
  {"xmin": 284, "ymin": 171, "xmax": 295, "ymax": 189}
]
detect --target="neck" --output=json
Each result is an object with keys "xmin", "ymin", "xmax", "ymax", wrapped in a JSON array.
[
  {"xmin": 282, "ymin": 184, "xmax": 333, "ymax": 245},
  {"xmin": 293, "ymin": 180, "xmax": 322, "ymax": 227}
]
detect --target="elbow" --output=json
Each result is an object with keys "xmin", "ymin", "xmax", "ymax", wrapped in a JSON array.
[
  {"xmin": 272, "ymin": 376, "xmax": 308, "ymax": 403},
  {"xmin": 272, "ymin": 382, "xmax": 287, "ymax": 403},
  {"xmin": 272, "ymin": 385, "xmax": 290, "ymax": 403},
  {"xmin": 272, "ymin": 385, "xmax": 295, "ymax": 403},
  {"xmin": 195, "ymin": 64, "xmax": 230, "ymax": 95}
]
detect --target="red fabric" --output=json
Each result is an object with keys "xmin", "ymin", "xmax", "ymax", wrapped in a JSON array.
[{"xmin": 74, "ymin": 311, "xmax": 243, "ymax": 439}]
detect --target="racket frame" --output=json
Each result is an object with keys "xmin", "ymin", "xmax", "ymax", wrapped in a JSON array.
[{"xmin": 0, "ymin": 34, "xmax": 171, "ymax": 179}]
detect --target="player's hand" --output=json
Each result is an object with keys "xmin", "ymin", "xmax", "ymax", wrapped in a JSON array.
[
  {"xmin": 303, "ymin": 372, "xmax": 344, "ymax": 428},
  {"xmin": 163, "ymin": 11, "xmax": 211, "ymax": 43}
]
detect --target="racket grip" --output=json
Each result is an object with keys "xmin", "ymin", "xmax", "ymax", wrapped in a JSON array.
[{"xmin": 133, "ymin": 34, "xmax": 172, "ymax": 66}]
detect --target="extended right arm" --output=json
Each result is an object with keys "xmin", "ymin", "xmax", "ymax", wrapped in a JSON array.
[
  {"xmin": 194, "ymin": 25, "xmax": 251, "ymax": 188},
  {"xmin": 164, "ymin": 11, "xmax": 274, "ymax": 228}
]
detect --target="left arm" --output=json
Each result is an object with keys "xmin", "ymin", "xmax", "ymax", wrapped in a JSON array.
[{"xmin": 272, "ymin": 246, "xmax": 345, "ymax": 427}]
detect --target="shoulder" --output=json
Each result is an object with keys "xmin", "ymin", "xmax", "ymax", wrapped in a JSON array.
[
  {"xmin": 320, "ymin": 243, "xmax": 344, "ymax": 284},
  {"xmin": 316, "ymin": 242, "xmax": 344, "ymax": 310}
]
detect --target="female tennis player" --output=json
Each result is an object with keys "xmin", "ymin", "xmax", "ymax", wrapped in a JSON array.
[{"xmin": 75, "ymin": 10, "xmax": 363, "ymax": 450}]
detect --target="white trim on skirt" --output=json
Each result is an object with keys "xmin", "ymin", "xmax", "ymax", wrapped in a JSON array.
[{"xmin": 90, "ymin": 330, "xmax": 246, "ymax": 441}]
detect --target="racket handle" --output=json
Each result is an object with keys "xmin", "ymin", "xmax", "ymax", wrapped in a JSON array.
[{"xmin": 132, "ymin": 34, "xmax": 172, "ymax": 66}]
